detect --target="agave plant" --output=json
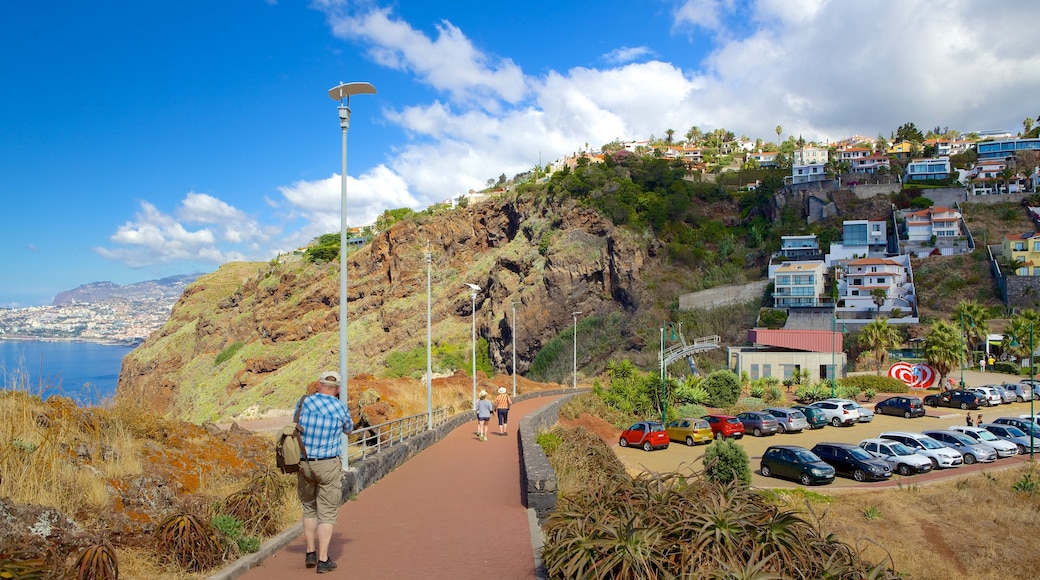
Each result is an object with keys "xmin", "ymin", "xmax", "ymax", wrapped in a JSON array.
[
  {"xmin": 70, "ymin": 542, "xmax": 118, "ymax": 580},
  {"xmin": 0, "ymin": 545, "xmax": 46, "ymax": 580},
  {"xmin": 155, "ymin": 512, "xmax": 220, "ymax": 572}
]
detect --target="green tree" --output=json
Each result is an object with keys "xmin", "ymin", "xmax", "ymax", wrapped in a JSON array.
[
  {"xmin": 955, "ymin": 301, "xmax": 990, "ymax": 366},
  {"xmin": 859, "ymin": 318, "xmax": 902, "ymax": 375},
  {"xmin": 1025, "ymin": 117, "xmax": 1035, "ymax": 135},
  {"xmin": 702, "ymin": 369, "xmax": 741, "ymax": 407},
  {"xmin": 895, "ymin": 121, "xmax": 924, "ymax": 143},
  {"xmin": 870, "ymin": 288, "xmax": 888, "ymax": 318},
  {"xmin": 703, "ymin": 438, "xmax": 752, "ymax": 485},
  {"xmin": 924, "ymin": 320, "xmax": 965, "ymax": 389},
  {"xmin": 775, "ymin": 125, "xmax": 782, "ymax": 147}
]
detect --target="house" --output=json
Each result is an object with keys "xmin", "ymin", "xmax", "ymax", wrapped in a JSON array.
[
  {"xmin": 904, "ymin": 157, "xmax": 951, "ymax": 181},
  {"xmin": 826, "ymin": 219, "xmax": 891, "ymax": 266},
  {"xmin": 849, "ymin": 153, "xmax": 891, "ymax": 174},
  {"xmin": 924, "ymin": 138, "xmax": 952, "ymax": 157},
  {"xmin": 839, "ymin": 256, "xmax": 916, "ymax": 317},
  {"xmin": 1001, "ymin": 233, "xmax": 1040, "ymax": 275},
  {"xmin": 838, "ymin": 147, "xmax": 873, "ymax": 164},
  {"xmin": 887, "ymin": 141, "xmax": 914, "ymax": 159},
  {"xmin": 778, "ymin": 235, "xmax": 821, "ymax": 259},
  {"xmin": 976, "ymin": 137, "xmax": 1040, "ymax": 161},
  {"xmin": 747, "ymin": 150, "xmax": 778, "ymax": 168},
  {"xmin": 727, "ymin": 328, "xmax": 846, "ymax": 382},
  {"xmin": 790, "ymin": 146, "xmax": 829, "ymax": 184},
  {"xmin": 903, "ymin": 206, "xmax": 962, "ymax": 241},
  {"xmin": 772, "ymin": 261, "xmax": 827, "ymax": 308}
]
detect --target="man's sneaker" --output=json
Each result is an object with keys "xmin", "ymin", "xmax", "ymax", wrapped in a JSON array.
[
  {"xmin": 316, "ymin": 559, "xmax": 338, "ymax": 574},
  {"xmin": 305, "ymin": 551, "xmax": 317, "ymax": 568}
]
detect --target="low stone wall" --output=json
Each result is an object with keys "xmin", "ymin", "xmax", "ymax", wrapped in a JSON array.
[{"xmin": 517, "ymin": 390, "xmax": 586, "ymax": 522}]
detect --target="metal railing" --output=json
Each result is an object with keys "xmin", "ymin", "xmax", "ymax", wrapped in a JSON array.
[{"xmin": 346, "ymin": 406, "xmax": 456, "ymax": 463}]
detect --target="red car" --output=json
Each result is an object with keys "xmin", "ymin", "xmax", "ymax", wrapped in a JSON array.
[
  {"xmin": 702, "ymin": 414, "xmax": 746, "ymax": 440},
  {"xmin": 618, "ymin": 421, "xmax": 670, "ymax": 451}
]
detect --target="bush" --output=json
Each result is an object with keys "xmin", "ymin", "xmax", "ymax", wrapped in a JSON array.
[
  {"xmin": 214, "ymin": 341, "xmax": 244, "ymax": 366},
  {"xmin": 765, "ymin": 383, "xmax": 786, "ymax": 404},
  {"xmin": 733, "ymin": 397, "xmax": 766, "ymax": 413},
  {"xmin": 795, "ymin": 382, "xmax": 829, "ymax": 402},
  {"xmin": 993, "ymin": 361, "xmax": 1020, "ymax": 375},
  {"xmin": 840, "ymin": 374, "xmax": 909, "ymax": 394},
  {"xmin": 673, "ymin": 380, "xmax": 710, "ymax": 405},
  {"xmin": 704, "ymin": 438, "xmax": 752, "ymax": 486},
  {"xmin": 748, "ymin": 382, "xmax": 767, "ymax": 398},
  {"xmin": 703, "ymin": 370, "xmax": 742, "ymax": 407},
  {"xmin": 674, "ymin": 404, "xmax": 707, "ymax": 419}
]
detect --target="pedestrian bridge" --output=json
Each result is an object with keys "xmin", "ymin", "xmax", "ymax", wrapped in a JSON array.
[{"xmin": 663, "ymin": 334, "xmax": 720, "ymax": 374}]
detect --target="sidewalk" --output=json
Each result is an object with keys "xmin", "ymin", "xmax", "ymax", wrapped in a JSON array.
[{"xmin": 232, "ymin": 395, "xmax": 561, "ymax": 580}]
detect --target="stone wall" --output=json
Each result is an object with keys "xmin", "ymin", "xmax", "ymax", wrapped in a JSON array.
[{"xmin": 517, "ymin": 390, "xmax": 585, "ymax": 522}]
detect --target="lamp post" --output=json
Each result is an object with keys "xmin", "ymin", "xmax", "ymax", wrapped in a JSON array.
[
  {"xmin": 831, "ymin": 315, "xmax": 837, "ymax": 397},
  {"xmin": 511, "ymin": 302, "xmax": 520, "ymax": 398},
  {"xmin": 466, "ymin": 284, "xmax": 481, "ymax": 408},
  {"xmin": 660, "ymin": 326, "xmax": 666, "ymax": 423},
  {"xmin": 328, "ymin": 81, "xmax": 376, "ymax": 467},
  {"xmin": 425, "ymin": 244, "xmax": 433, "ymax": 430},
  {"xmin": 571, "ymin": 312, "xmax": 582, "ymax": 389},
  {"xmin": 1012, "ymin": 327, "xmax": 1035, "ymax": 460}
]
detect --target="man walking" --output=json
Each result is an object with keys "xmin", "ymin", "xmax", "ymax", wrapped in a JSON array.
[{"xmin": 298, "ymin": 371, "xmax": 354, "ymax": 574}]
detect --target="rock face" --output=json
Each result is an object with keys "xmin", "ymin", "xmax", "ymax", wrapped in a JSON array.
[
  {"xmin": 116, "ymin": 195, "xmax": 661, "ymax": 422},
  {"xmin": 51, "ymin": 274, "xmax": 198, "ymax": 305}
]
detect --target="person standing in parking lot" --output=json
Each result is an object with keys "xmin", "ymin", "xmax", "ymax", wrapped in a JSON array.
[
  {"xmin": 966, "ymin": 412, "xmax": 973, "ymax": 426},
  {"xmin": 977, "ymin": 413, "xmax": 984, "ymax": 426}
]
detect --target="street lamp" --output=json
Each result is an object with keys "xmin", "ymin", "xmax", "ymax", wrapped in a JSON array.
[
  {"xmin": 466, "ymin": 283, "xmax": 482, "ymax": 407},
  {"xmin": 831, "ymin": 315, "xmax": 837, "ymax": 397},
  {"xmin": 425, "ymin": 244, "xmax": 433, "ymax": 430},
  {"xmin": 328, "ymin": 81, "xmax": 376, "ymax": 467},
  {"xmin": 571, "ymin": 312, "xmax": 582, "ymax": 389},
  {"xmin": 1011, "ymin": 326, "xmax": 1035, "ymax": 460},
  {"xmin": 511, "ymin": 301, "xmax": 520, "ymax": 398}
]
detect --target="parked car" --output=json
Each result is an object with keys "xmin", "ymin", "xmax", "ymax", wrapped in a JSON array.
[
  {"xmin": 735, "ymin": 411, "xmax": 779, "ymax": 437},
  {"xmin": 922, "ymin": 390, "xmax": 983, "ymax": 410},
  {"xmin": 858, "ymin": 438, "xmax": 934, "ymax": 476},
  {"xmin": 990, "ymin": 384, "xmax": 1018, "ymax": 404},
  {"xmin": 873, "ymin": 396, "xmax": 925, "ymax": 418},
  {"xmin": 619, "ymin": 421, "xmax": 670, "ymax": 451},
  {"xmin": 810, "ymin": 442, "xmax": 892, "ymax": 482},
  {"xmin": 809, "ymin": 400, "xmax": 861, "ymax": 427},
  {"xmin": 702, "ymin": 414, "xmax": 745, "ymax": 440},
  {"xmin": 762, "ymin": 407, "xmax": 809, "ymax": 433},
  {"xmin": 1018, "ymin": 380, "xmax": 1040, "ymax": 400},
  {"xmin": 980, "ymin": 423, "xmax": 1038, "ymax": 455},
  {"xmin": 792, "ymin": 404, "xmax": 828, "ymax": 429},
  {"xmin": 967, "ymin": 386, "xmax": 1002, "ymax": 407},
  {"xmin": 878, "ymin": 431, "xmax": 963, "ymax": 469},
  {"xmin": 665, "ymin": 417, "xmax": 713, "ymax": 446},
  {"xmin": 760, "ymin": 445, "xmax": 835, "ymax": 486},
  {"xmin": 1003, "ymin": 383, "xmax": 1034, "ymax": 402},
  {"xmin": 922, "ymin": 429, "xmax": 997, "ymax": 464},
  {"xmin": 948, "ymin": 426, "xmax": 1018, "ymax": 458},
  {"xmin": 1018, "ymin": 414, "xmax": 1040, "ymax": 428},
  {"xmin": 992, "ymin": 417, "xmax": 1040, "ymax": 440},
  {"xmin": 825, "ymin": 398, "xmax": 874, "ymax": 422}
]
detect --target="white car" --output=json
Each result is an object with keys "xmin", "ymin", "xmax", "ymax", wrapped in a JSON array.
[
  {"xmin": 826, "ymin": 398, "xmax": 874, "ymax": 422},
  {"xmin": 859, "ymin": 438, "xmax": 934, "ymax": 476},
  {"xmin": 967, "ymin": 386, "xmax": 1002, "ymax": 407},
  {"xmin": 948, "ymin": 426, "xmax": 1018, "ymax": 458},
  {"xmin": 878, "ymin": 431, "xmax": 963, "ymax": 469},
  {"xmin": 809, "ymin": 400, "xmax": 861, "ymax": 427}
]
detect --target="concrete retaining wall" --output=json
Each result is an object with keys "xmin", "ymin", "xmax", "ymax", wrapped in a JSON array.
[{"xmin": 517, "ymin": 391, "xmax": 586, "ymax": 522}]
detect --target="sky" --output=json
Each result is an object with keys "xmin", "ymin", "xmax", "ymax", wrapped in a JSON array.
[{"xmin": 2, "ymin": 0, "xmax": 1039, "ymax": 308}]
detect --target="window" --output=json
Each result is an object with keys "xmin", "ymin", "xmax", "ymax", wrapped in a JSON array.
[
  {"xmin": 750, "ymin": 364, "xmax": 759, "ymax": 381},
  {"xmin": 762, "ymin": 364, "xmax": 772, "ymax": 378}
]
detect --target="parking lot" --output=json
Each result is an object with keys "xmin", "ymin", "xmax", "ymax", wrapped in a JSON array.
[{"xmin": 614, "ymin": 390, "xmax": 1038, "ymax": 488}]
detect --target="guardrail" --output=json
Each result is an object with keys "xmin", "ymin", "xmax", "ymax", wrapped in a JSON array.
[{"xmin": 346, "ymin": 406, "xmax": 455, "ymax": 463}]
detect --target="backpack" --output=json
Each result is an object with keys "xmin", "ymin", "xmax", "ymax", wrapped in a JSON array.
[{"xmin": 275, "ymin": 395, "xmax": 310, "ymax": 474}]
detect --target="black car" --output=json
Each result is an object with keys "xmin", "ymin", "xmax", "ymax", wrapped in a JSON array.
[
  {"xmin": 760, "ymin": 445, "xmax": 835, "ymax": 486},
  {"xmin": 922, "ymin": 390, "xmax": 982, "ymax": 410},
  {"xmin": 810, "ymin": 442, "xmax": 892, "ymax": 482},
  {"xmin": 874, "ymin": 396, "xmax": 926, "ymax": 418}
]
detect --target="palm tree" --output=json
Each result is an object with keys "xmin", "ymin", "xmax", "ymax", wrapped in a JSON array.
[
  {"xmin": 924, "ymin": 320, "xmax": 965, "ymax": 389},
  {"xmin": 1025, "ymin": 117, "xmax": 1035, "ymax": 135},
  {"xmin": 665, "ymin": 128, "xmax": 674, "ymax": 145},
  {"xmin": 955, "ymin": 301, "xmax": 990, "ymax": 368},
  {"xmin": 870, "ymin": 288, "xmax": 888, "ymax": 318},
  {"xmin": 857, "ymin": 319, "xmax": 901, "ymax": 375},
  {"xmin": 775, "ymin": 125, "xmax": 782, "ymax": 148},
  {"xmin": 1000, "ymin": 165, "xmax": 1017, "ymax": 194}
]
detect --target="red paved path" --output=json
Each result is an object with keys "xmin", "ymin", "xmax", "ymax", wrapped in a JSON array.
[{"xmin": 235, "ymin": 395, "xmax": 561, "ymax": 580}]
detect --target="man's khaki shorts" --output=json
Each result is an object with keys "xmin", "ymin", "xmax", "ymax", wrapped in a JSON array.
[{"xmin": 297, "ymin": 457, "xmax": 343, "ymax": 525}]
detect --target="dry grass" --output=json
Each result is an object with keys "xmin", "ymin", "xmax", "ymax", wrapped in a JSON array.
[{"xmin": 793, "ymin": 464, "xmax": 1040, "ymax": 579}]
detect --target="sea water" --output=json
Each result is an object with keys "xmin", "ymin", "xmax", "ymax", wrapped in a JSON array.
[{"xmin": 0, "ymin": 340, "xmax": 134, "ymax": 406}]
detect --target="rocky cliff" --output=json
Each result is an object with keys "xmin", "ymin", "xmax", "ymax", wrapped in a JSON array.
[{"xmin": 116, "ymin": 194, "xmax": 673, "ymax": 424}]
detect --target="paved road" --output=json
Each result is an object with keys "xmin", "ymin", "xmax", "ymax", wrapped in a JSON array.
[{"xmin": 616, "ymin": 370, "xmax": 1037, "ymax": 488}]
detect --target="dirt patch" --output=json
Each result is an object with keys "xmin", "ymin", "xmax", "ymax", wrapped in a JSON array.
[
  {"xmin": 920, "ymin": 521, "xmax": 966, "ymax": 576},
  {"xmin": 559, "ymin": 412, "xmax": 619, "ymax": 445}
]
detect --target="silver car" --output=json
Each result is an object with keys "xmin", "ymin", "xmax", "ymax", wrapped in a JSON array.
[
  {"xmin": 922, "ymin": 429, "xmax": 997, "ymax": 464},
  {"xmin": 967, "ymin": 386, "xmax": 1002, "ymax": 407},
  {"xmin": 948, "ymin": 426, "xmax": 1018, "ymax": 458},
  {"xmin": 990, "ymin": 385, "xmax": 1018, "ymax": 404},
  {"xmin": 981, "ymin": 423, "xmax": 1039, "ymax": 455},
  {"xmin": 858, "ymin": 438, "xmax": 933, "ymax": 476},
  {"xmin": 879, "ymin": 431, "xmax": 963, "ymax": 469},
  {"xmin": 1005, "ymin": 383, "xmax": 1036, "ymax": 402},
  {"xmin": 763, "ymin": 407, "xmax": 809, "ymax": 433}
]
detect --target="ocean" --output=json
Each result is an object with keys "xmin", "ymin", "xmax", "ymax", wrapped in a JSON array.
[{"xmin": 0, "ymin": 340, "xmax": 134, "ymax": 406}]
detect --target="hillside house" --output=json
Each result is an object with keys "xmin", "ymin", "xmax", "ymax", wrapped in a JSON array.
[
  {"xmin": 772, "ymin": 261, "xmax": 827, "ymax": 308},
  {"xmin": 903, "ymin": 206, "xmax": 962, "ymax": 242},
  {"xmin": 838, "ymin": 256, "xmax": 916, "ymax": 318},
  {"xmin": 826, "ymin": 219, "xmax": 892, "ymax": 266},
  {"xmin": 747, "ymin": 150, "xmax": 778, "ymax": 168},
  {"xmin": 849, "ymin": 153, "xmax": 891, "ymax": 174},
  {"xmin": 1001, "ymin": 232, "xmax": 1040, "ymax": 276},
  {"xmin": 904, "ymin": 157, "xmax": 951, "ymax": 181},
  {"xmin": 790, "ymin": 146, "xmax": 829, "ymax": 184},
  {"xmin": 778, "ymin": 235, "xmax": 821, "ymax": 259},
  {"xmin": 976, "ymin": 137, "xmax": 1040, "ymax": 161},
  {"xmin": 887, "ymin": 141, "xmax": 914, "ymax": 159}
]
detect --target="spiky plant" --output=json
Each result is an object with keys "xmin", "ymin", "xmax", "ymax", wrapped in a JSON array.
[
  {"xmin": 154, "ymin": 512, "xmax": 220, "ymax": 573},
  {"xmin": 0, "ymin": 545, "xmax": 46, "ymax": 580},
  {"xmin": 70, "ymin": 542, "xmax": 118, "ymax": 580}
]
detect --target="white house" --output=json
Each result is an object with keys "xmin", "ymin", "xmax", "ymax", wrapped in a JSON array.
[
  {"xmin": 904, "ymin": 206, "xmax": 962, "ymax": 242},
  {"xmin": 838, "ymin": 256, "xmax": 916, "ymax": 320},
  {"xmin": 905, "ymin": 157, "xmax": 951, "ymax": 181},
  {"xmin": 772, "ymin": 261, "xmax": 827, "ymax": 308},
  {"xmin": 790, "ymin": 146, "xmax": 829, "ymax": 184}
]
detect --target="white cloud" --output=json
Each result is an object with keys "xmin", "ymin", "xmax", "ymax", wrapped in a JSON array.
[{"xmin": 603, "ymin": 46, "xmax": 655, "ymax": 65}]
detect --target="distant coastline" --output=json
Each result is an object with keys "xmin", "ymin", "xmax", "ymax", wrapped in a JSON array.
[{"xmin": 0, "ymin": 335, "xmax": 144, "ymax": 347}]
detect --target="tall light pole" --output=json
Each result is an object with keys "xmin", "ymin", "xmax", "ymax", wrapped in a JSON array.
[
  {"xmin": 571, "ymin": 311, "xmax": 582, "ymax": 389},
  {"xmin": 511, "ymin": 301, "xmax": 520, "ymax": 398},
  {"xmin": 328, "ymin": 81, "xmax": 376, "ymax": 467},
  {"xmin": 1012, "ymin": 327, "xmax": 1035, "ymax": 460},
  {"xmin": 831, "ymin": 315, "xmax": 837, "ymax": 397},
  {"xmin": 425, "ymin": 243, "xmax": 433, "ymax": 430},
  {"xmin": 466, "ymin": 284, "xmax": 481, "ymax": 407}
]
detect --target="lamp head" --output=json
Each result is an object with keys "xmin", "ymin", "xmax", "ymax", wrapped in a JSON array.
[{"xmin": 464, "ymin": 283, "xmax": 481, "ymax": 291}]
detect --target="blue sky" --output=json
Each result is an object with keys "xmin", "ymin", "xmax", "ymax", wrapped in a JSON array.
[{"xmin": 2, "ymin": 0, "xmax": 1039, "ymax": 307}]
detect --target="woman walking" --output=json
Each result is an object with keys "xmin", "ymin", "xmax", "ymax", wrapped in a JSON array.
[
  {"xmin": 493, "ymin": 387, "xmax": 513, "ymax": 436},
  {"xmin": 475, "ymin": 390, "xmax": 493, "ymax": 441}
]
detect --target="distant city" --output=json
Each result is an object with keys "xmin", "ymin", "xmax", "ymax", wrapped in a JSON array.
[
  {"xmin": 0, "ymin": 297, "xmax": 177, "ymax": 345},
  {"xmin": 0, "ymin": 275, "xmax": 196, "ymax": 345}
]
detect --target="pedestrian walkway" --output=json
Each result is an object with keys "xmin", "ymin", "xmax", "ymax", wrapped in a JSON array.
[{"xmin": 231, "ymin": 395, "xmax": 561, "ymax": 580}]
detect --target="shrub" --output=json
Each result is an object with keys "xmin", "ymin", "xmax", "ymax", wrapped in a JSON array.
[
  {"xmin": 536, "ymin": 431, "xmax": 562, "ymax": 454},
  {"xmin": 795, "ymin": 382, "xmax": 829, "ymax": 402},
  {"xmin": 993, "ymin": 361, "xmax": 1019, "ymax": 375},
  {"xmin": 673, "ymin": 380, "xmax": 710, "ymax": 405},
  {"xmin": 765, "ymin": 383, "xmax": 786, "ymax": 404},
  {"xmin": 703, "ymin": 370, "xmax": 741, "ymax": 407},
  {"xmin": 155, "ymin": 512, "xmax": 220, "ymax": 572},
  {"xmin": 840, "ymin": 374, "xmax": 908, "ymax": 394},
  {"xmin": 703, "ymin": 438, "xmax": 752, "ymax": 486},
  {"xmin": 748, "ymin": 382, "xmax": 767, "ymax": 398},
  {"xmin": 674, "ymin": 404, "xmax": 707, "ymax": 419},
  {"xmin": 70, "ymin": 542, "xmax": 118, "ymax": 580},
  {"xmin": 733, "ymin": 397, "xmax": 766, "ymax": 413},
  {"xmin": 214, "ymin": 341, "xmax": 244, "ymax": 365}
]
